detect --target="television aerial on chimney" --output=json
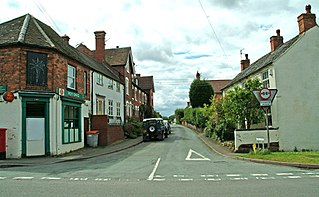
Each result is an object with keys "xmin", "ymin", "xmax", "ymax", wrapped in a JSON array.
[{"xmin": 240, "ymin": 48, "xmax": 245, "ymax": 60}]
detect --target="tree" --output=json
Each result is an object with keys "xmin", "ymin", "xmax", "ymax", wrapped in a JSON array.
[
  {"xmin": 175, "ymin": 108, "xmax": 184, "ymax": 124},
  {"xmin": 223, "ymin": 78, "xmax": 263, "ymax": 129},
  {"xmin": 189, "ymin": 79, "xmax": 214, "ymax": 108}
]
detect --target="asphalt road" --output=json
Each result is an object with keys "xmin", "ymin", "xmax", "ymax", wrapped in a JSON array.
[{"xmin": 1, "ymin": 125, "xmax": 319, "ymax": 196}]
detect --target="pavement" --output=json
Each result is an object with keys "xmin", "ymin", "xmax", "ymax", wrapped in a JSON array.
[{"xmin": 1, "ymin": 126, "xmax": 319, "ymax": 169}]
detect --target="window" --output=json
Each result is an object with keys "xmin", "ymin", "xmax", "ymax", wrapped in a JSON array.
[
  {"xmin": 97, "ymin": 73, "xmax": 103, "ymax": 85},
  {"xmin": 134, "ymin": 87, "xmax": 137, "ymax": 100},
  {"xmin": 67, "ymin": 65, "xmax": 76, "ymax": 90},
  {"xmin": 63, "ymin": 105, "xmax": 80, "ymax": 144},
  {"xmin": 27, "ymin": 52, "xmax": 48, "ymax": 86},
  {"xmin": 262, "ymin": 70, "xmax": 270, "ymax": 88},
  {"xmin": 108, "ymin": 79, "xmax": 114, "ymax": 89},
  {"xmin": 125, "ymin": 78, "xmax": 129, "ymax": 95},
  {"xmin": 116, "ymin": 102, "xmax": 121, "ymax": 117},
  {"xmin": 84, "ymin": 71, "xmax": 87, "ymax": 95},
  {"xmin": 96, "ymin": 96, "xmax": 105, "ymax": 115},
  {"xmin": 116, "ymin": 82, "xmax": 120, "ymax": 92},
  {"xmin": 108, "ymin": 100, "xmax": 114, "ymax": 116}
]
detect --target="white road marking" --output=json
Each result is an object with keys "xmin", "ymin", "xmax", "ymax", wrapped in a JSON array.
[
  {"xmin": 201, "ymin": 174, "xmax": 219, "ymax": 178},
  {"xmin": 276, "ymin": 173, "xmax": 294, "ymax": 176},
  {"xmin": 256, "ymin": 177, "xmax": 276, "ymax": 180},
  {"xmin": 179, "ymin": 178, "xmax": 193, "ymax": 181},
  {"xmin": 148, "ymin": 157, "xmax": 161, "ymax": 181},
  {"xmin": 0, "ymin": 177, "xmax": 7, "ymax": 180},
  {"xmin": 251, "ymin": 174, "xmax": 268, "ymax": 176},
  {"xmin": 41, "ymin": 177, "xmax": 62, "ymax": 180},
  {"xmin": 94, "ymin": 178, "xmax": 110, "ymax": 181},
  {"xmin": 205, "ymin": 178, "xmax": 222, "ymax": 181},
  {"xmin": 185, "ymin": 149, "xmax": 210, "ymax": 161},
  {"xmin": 287, "ymin": 176, "xmax": 301, "ymax": 179},
  {"xmin": 13, "ymin": 177, "xmax": 34, "ymax": 180},
  {"xmin": 230, "ymin": 177, "xmax": 248, "ymax": 181},
  {"xmin": 173, "ymin": 175, "xmax": 185, "ymax": 178},
  {"xmin": 70, "ymin": 177, "xmax": 88, "ymax": 181},
  {"xmin": 227, "ymin": 174, "xmax": 241, "ymax": 177},
  {"xmin": 310, "ymin": 175, "xmax": 319, "ymax": 178},
  {"xmin": 153, "ymin": 178, "xmax": 165, "ymax": 181}
]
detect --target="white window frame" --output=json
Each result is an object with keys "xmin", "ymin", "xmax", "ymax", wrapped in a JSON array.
[
  {"xmin": 262, "ymin": 70, "xmax": 270, "ymax": 88},
  {"xmin": 108, "ymin": 79, "xmax": 114, "ymax": 90},
  {"xmin": 67, "ymin": 65, "xmax": 76, "ymax": 90},
  {"xmin": 97, "ymin": 73, "xmax": 103, "ymax": 86},
  {"xmin": 116, "ymin": 102, "xmax": 121, "ymax": 117},
  {"xmin": 108, "ymin": 99, "xmax": 114, "ymax": 116},
  {"xmin": 125, "ymin": 77, "xmax": 129, "ymax": 95}
]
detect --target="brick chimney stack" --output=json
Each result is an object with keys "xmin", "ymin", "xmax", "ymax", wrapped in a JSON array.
[
  {"xmin": 270, "ymin": 29, "xmax": 283, "ymax": 52},
  {"xmin": 298, "ymin": 4, "xmax": 317, "ymax": 34},
  {"xmin": 94, "ymin": 31, "xmax": 106, "ymax": 63},
  {"xmin": 241, "ymin": 54, "xmax": 250, "ymax": 71}
]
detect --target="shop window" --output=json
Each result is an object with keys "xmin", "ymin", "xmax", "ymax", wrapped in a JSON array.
[
  {"xmin": 26, "ymin": 52, "xmax": 48, "ymax": 86},
  {"xmin": 63, "ymin": 105, "xmax": 80, "ymax": 143}
]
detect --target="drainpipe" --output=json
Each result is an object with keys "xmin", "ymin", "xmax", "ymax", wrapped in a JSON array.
[{"xmin": 90, "ymin": 71, "xmax": 94, "ymax": 131}]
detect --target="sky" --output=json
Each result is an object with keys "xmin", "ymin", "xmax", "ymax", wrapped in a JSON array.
[{"xmin": 1, "ymin": 0, "xmax": 318, "ymax": 117}]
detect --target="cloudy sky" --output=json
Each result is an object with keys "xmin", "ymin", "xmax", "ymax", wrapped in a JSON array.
[{"xmin": 1, "ymin": 0, "xmax": 318, "ymax": 116}]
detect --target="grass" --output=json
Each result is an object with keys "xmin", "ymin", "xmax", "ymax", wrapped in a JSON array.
[{"xmin": 237, "ymin": 151, "xmax": 319, "ymax": 164}]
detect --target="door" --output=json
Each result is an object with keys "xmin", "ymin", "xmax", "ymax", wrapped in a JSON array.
[{"xmin": 26, "ymin": 102, "xmax": 46, "ymax": 156}]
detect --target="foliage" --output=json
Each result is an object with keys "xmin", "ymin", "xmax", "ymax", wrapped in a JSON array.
[
  {"xmin": 123, "ymin": 117, "xmax": 143, "ymax": 139},
  {"xmin": 223, "ymin": 78, "xmax": 263, "ymax": 129},
  {"xmin": 175, "ymin": 108, "xmax": 184, "ymax": 123},
  {"xmin": 183, "ymin": 107, "xmax": 208, "ymax": 128},
  {"xmin": 189, "ymin": 79, "xmax": 214, "ymax": 108}
]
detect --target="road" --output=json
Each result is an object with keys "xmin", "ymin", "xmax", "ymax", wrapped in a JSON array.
[{"xmin": 0, "ymin": 125, "xmax": 319, "ymax": 196}]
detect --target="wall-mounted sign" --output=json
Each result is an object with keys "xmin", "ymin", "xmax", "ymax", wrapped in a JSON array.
[
  {"xmin": 56, "ymin": 88, "xmax": 85, "ymax": 99},
  {"xmin": 3, "ymin": 91, "xmax": 14, "ymax": 102},
  {"xmin": 0, "ymin": 85, "xmax": 6, "ymax": 93}
]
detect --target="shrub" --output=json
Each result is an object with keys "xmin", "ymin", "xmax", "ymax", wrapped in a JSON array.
[{"xmin": 124, "ymin": 118, "xmax": 143, "ymax": 139}]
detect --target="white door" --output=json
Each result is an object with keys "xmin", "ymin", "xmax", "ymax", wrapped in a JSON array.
[{"xmin": 26, "ymin": 118, "xmax": 45, "ymax": 156}]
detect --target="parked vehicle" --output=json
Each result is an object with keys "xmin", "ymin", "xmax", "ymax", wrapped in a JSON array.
[
  {"xmin": 142, "ymin": 118, "xmax": 167, "ymax": 141},
  {"xmin": 163, "ymin": 120, "xmax": 171, "ymax": 134}
]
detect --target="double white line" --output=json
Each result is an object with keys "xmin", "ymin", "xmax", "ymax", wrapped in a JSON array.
[{"xmin": 147, "ymin": 158, "xmax": 161, "ymax": 181}]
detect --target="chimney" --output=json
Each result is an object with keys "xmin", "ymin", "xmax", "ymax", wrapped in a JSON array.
[
  {"xmin": 270, "ymin": 29, "xmax": 283, "ymax": 52},
  {"xmin": 241, "ymin": 54, "xmax": 250, "ymax": 71},
  {"xmin": 61, "ymin": 35, "xmax": 70, "ymax": 44},
  {"xmin": 196, "ymin": 71, "xmax": 200, "ymax": 80},
  {"xmin": 298, "ymin": 4, "xmax": 317, "ymax": 34},
  {"xmin": 94, "ymin": 31, "xmax": 106, "ymax": 63}
]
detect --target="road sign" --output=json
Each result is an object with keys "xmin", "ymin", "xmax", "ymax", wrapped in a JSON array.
[
  {"xmin": 259, "ymin": 88, "xmax": 271, "ymax": 100},
  {"xmin": 253, "ymin": 88, "xmax": 277, "ymax": 107}
]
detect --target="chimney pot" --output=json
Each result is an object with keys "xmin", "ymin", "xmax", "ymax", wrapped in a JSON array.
[
  {"xmin": 245, "ymin": 54, "xmax": 248, "ymax": 60},
  {"xmin": 196, "ymin": 71, "xmax": 200, "ymax": 80},
  {"xmin": 276, "ymin": 29, "xmax": 280, "ymax": 36},
  {"xmin": 306, "ymin": 4, "xmax": 311, "ymax": 13}
]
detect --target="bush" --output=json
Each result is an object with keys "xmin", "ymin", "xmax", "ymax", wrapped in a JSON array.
[{"xmin": 124, "ymin": 118, "xmax": 143, "ymax": 139}]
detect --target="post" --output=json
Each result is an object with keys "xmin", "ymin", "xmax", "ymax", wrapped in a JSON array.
[{"xmin": 265, "ymin": 107, "xmax": 270, "ymax": 149}]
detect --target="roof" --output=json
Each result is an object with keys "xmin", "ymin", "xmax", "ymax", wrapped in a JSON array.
[
  {"xmin": 139, "ymin": 76, "xmax": 155, "ymax": 92},
  {"xmin": 207, "ymin": 80, "xmax": 231, "ymax": 94},
  {"xmin": 105, "ymin": 47, "xmax": 131, "ymax": 66},
  {"xmin": 0, "ymin": 14, "xmax": 121, "ymax": 83},
  {"xmin": 223, "ymin": 34, "xmax": 300, "ymax": 89}
]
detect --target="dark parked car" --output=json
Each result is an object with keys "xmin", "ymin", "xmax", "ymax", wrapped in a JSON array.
[
  {"xmin": 142, "ymin": 118, "xmax": 167, "ymax": 141},
  {"xmin": 163, "ymin": 120, "xmax": 171, "ymax": 134}
]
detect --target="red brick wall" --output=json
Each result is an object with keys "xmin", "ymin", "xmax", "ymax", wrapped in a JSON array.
[
  {"xmin": 0, "ymin": 46, "xmax": 90, "ymax": 99},
  {"xmin": 91, "ymin": 115, "xmax": 124, "ymax": 146}
]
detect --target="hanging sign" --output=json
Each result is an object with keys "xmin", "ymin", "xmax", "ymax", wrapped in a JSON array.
[
  {"xmin": 3, "ymin": 91, "xmax": 14, "ymax": 102},
  {"xmin": 0, "ymin": 85, "xmax": 6, "ymax": 93}
]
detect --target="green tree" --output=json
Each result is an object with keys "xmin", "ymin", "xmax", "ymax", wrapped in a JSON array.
[
  {"xmin": 189, "ymin": 79, "xmax": 214, "ymax": 108},
  {"xmin": 175, "ymin": 108, "xmax": 184, "ymax": 123},
  {"xmin": 223, "ymin": 78, "xmax": 263, "ymax": 129}
]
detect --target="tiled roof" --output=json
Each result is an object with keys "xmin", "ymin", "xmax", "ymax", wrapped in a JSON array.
[
  {"xmin": 139, "ymin": 76, "xmax": 155, "ymax": 92},
  {"xmin": 105, "ymin": 47, "xmax": 131, "ymax": 66},
  {"xmin": 223, "ymin": 34, "xmax": 300, "ymax": 89},
  {"xmin": 0, "ymin": 14, "xmax": 121, "ymax": 83},
  {"xmin": 207, "ymin": 80, "xmax": 231, "ymax": 93}
]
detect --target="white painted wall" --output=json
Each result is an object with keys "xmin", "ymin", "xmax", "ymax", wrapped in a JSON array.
[
  {"xmin": 0, "ymin": 93, "xmax": 21, "ymax": 158},
  {"xmin": 274, "ymin": 26, "xmax": 319, "ymax": 151}
]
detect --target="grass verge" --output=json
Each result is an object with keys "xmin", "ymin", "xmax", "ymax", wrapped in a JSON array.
[{"xmin": 237, "ymin": 151, "xmax": 319, "ymax": 164}]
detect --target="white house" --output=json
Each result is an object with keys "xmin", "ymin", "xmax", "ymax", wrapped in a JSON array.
[{"xmin": 223, "ymin": 5, "xmax": 319, "ymax": 151}]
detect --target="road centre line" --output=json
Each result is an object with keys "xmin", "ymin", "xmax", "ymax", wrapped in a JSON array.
[
  {"xmin": 276, "ymin": 173, "xmax": 294, "ymax": 176},
  {"xmin": 287, "ymin": 176, "xmax": 301, "ymax": 179},
  {"xmin": 148, "ymin": 157, "xmax": 161, "ymax": 181},
  {"xmin": 251, "ymin": 174, "xmax": 268, "ymax": 176},
  {"xmin": 226, "ymin": 174, "xmax": 241, "ymax": 177},
  {"xmin": 0, "ymin": 177, "xmax": 7, "ymax": 180}
]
